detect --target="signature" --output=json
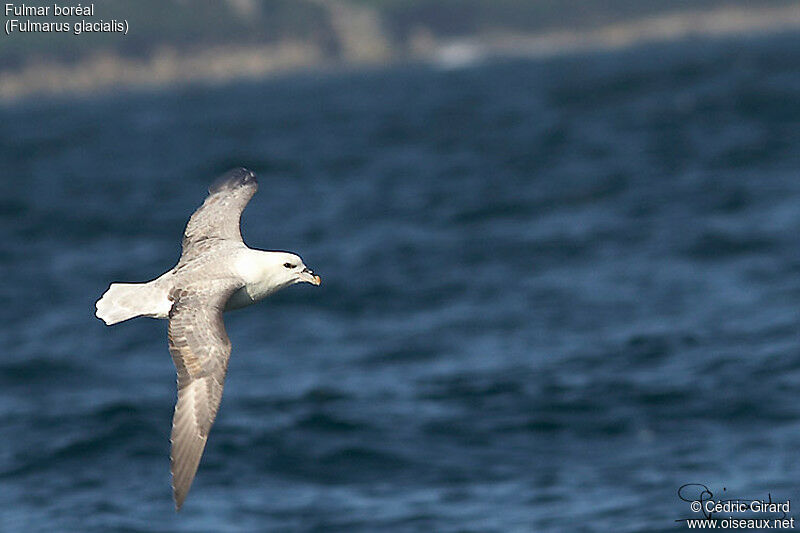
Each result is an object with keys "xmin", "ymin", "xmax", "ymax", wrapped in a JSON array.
[{"xmin": 676, "ymin": 483, "xmax": 788, "ymax": 523}]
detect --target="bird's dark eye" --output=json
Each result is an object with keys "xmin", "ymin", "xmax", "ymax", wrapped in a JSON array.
[{"xmin": 283, "ymin": 263, "xmax": 295, "ymax": 269}]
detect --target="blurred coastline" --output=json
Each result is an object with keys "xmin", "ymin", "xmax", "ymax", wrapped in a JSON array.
[{"xmin": 1, "ymin": 0, "xmax": 799, "ymax": 103}]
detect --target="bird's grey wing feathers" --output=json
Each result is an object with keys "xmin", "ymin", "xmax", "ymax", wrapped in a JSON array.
[
  {"xmin": 180, "ymin": 168, "xmax": 258, "ymax": 259},
  {"xmin": 167, "ymin": 278, "xmax": 243, "ymax": 510}
]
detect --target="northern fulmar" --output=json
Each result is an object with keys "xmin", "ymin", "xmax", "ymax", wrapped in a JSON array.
[{"xmin": 95, "ymin": 168, "xmax": 321, "ymax": 510}]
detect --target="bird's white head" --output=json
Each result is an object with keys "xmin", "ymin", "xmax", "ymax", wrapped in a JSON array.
[
  {"xmin": 272, "ymin": 251, "xmax": 321, "ymax": 287},
  {"xmin": 253, "ymin": 250, "xmax": 321, "ymax": 291},
  {"xmin": 233, "ymin": 250, "xmax": 321, "ymax": 303}
]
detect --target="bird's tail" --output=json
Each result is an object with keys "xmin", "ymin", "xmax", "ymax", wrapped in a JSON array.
[{"xmin": 95, "ymin": 281, "xmax": 172, "ymax": 325}]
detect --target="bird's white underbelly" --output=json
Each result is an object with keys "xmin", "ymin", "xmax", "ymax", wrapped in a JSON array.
[
  {"xmin": 224, "ymin": 280, "xmax": 281, "ymax": 311},
  {"xmin": 225, "ymin": 286, "xmax": 256, "ymax": 311}
]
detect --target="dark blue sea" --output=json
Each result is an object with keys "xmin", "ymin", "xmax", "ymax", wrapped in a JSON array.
[{"xmin": 2, "ymin": 32, "xmax": 800, "ymax": 532}]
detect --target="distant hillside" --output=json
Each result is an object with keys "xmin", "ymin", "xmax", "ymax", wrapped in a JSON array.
[
  {"xmin": 1, "ymin": 0, "xmax": 798, "ymax": 101},
  {"xmin": 3, "ymin": 0, "xmax": 797, "ymax": 64}
]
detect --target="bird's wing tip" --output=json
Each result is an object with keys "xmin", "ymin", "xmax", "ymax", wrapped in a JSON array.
[{"xmin": 209, "ymin": 167, "xmax": 257, "ymax": 193}]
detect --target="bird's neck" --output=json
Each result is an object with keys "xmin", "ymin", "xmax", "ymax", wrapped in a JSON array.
[{"xmin": 233, "ymin": 249, "xmax": 290, "ymax": 302}]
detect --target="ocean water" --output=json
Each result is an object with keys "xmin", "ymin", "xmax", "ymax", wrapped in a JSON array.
[{"xmin": 1, "ymin": 32, "xmax": 800, "ymax": 532}]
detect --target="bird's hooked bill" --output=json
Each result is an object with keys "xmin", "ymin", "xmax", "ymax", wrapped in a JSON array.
[{"xmin": 301, "ymin": 267, "xmax": 321, "ymax": 286}]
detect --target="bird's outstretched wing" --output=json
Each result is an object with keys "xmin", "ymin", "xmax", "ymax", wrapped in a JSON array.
[
  {"xmin": 181, "ymin": 168, "xmax": 258, "ymax": 260},
  {"xmin": 167, "ymin": 279, "xmax": 243, "ymax": 510}
]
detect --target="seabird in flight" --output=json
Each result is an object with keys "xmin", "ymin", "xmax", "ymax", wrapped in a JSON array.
[{"xmin": 95, "ymin": 168, "xmax": 321, "ymax": 509}]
